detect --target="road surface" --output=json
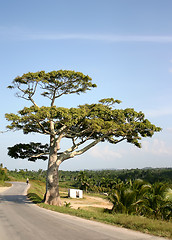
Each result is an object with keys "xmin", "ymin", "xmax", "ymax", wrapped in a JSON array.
[{"xmin": 0, "ymin": 182, "xmax": 165, "ymax": 240}]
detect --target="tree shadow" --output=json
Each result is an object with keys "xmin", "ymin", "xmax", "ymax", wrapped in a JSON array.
[
  {"xmin": 27, "ymin": 193, "xmax": 43, "ymax": 204},
  {"xmin": 0, "ymin": 194, "xmax": 33, "ymax": 204}
]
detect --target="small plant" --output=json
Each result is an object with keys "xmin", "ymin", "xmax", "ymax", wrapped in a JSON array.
[{"xmin": 64, "ymin": 201, "xmax": 71, "ymax": 208}]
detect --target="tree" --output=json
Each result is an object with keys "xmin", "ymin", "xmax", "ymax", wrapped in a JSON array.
[
  {"xmin": 77, "ymin": 171, "xmax": 91, "ymax": 192},
  {"xmin": 140, "ymin": 182, "xmax": 172, "ymax": 220},
  {"xmin": 5, "ymin": 70, "xmax": 161, "ymax": 206}
]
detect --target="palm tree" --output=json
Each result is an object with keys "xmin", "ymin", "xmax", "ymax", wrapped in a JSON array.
[
  {"xmin": 139, "ymin": 182, "xmax": 172, "ymax": 220},
  {"xmin": 109, "ymin": 179, "xmax": 151, "ymax": 215},
  {"xmin": 77, "ymin": 171, "xmax": 91, "ymax": 192},
  {"xmin": 109, "ymin": 182, "xmax": 136, "ymax": 214},
  {"xmin": 130, "ymin": 179, "xmax": 151, "ymax": 214}
]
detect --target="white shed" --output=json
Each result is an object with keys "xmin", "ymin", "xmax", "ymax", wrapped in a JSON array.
[{"xmin": 68, "ymin": 189, "xmax": 83, "ymax": 198}]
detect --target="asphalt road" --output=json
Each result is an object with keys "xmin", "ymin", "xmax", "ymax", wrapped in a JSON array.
[{"xmin": 0, "ymin": 182, "xmax": 165, "ymax": 240}]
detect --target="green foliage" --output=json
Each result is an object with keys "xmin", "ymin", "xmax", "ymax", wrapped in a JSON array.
[
  {"xmin": 27, "ymin": 180, "xmax": 46, "ymax": 203},
  {"xmin": 77, "ymin": 168, "xmax": 172, "ymax": 186},
  {"xmin": 8, "ymin": 168, "xmax": 172, "ymax": 190},
  {"xmin": 8, "ymin": 169, "xmax": 46, "ymax": 182},
  {"xmin": 8, "ymin": 168, "xmax": 172, "ymax": 222},
  {"xmin": 0, "ymin": 169, "xmax": 9, "ymax": 181},
  {"xmin": 139, "ymin": 182, "xmax": 172, "ymax": 220},
  {"xmin": 108, "ymin": 180, "xmax": 172, "ymax": 221},
  {"xmin": 166, "ymin": 189, "xmax": 172, "ymax": 201},
  {"xmin": 74, "ymin": 169, "xmax": 172, "ymax": 220},
  {"xmin": 8, "ymin": 143, "xmax": 49, "ymax": 161},
  {"xmin": 77, "ymin": 171, "xmax": 94, "ymax": 192},
  {"xmin": 5, "ymin": 70, "xmax": 161, "ymax": 185},
  {"xmin": 8, "ymin": 70, "xmax": 97, "ymax": 100},
  {"xmin": 6, "ymin": 100, "xmax": 161, "ymax": 161},
  {"xmin": 64, "ymin": 201, "xmax": 71, "ymax": 208},
  {"xmin": 99, "ymin": 98, "xmax": 122, "ymax": 105},
  {"xmin": 5, "ymin": 69, "xmax": 162, "ymax": 206},
  {"xmin": 28, "ymin": 180, "xmax": 172, "ymax": 239}
]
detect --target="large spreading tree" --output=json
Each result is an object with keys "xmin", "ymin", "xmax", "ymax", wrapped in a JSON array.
[{"xmin": 5, "ymin": 70, "xmax": 161, "ymax": 205}]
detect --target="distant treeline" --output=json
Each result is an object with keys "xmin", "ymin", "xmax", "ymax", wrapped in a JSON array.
[
  {"xmin": 6, "ymin": 167, "xmax": 172, "ymax": 185},
  {"xmin": 60, "ymin": 168, "xmax": 172, "ymax": 185}
]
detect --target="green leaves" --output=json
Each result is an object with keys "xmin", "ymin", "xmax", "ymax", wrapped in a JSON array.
[
  {"xmin": 8, "ymin": 142, "xmax": 49, "ymax": 161},
  {"xmin": 6, "ymin": 69, "xmax": 162, "ymax": 206},
  {"xmin": 99, "ymin": 98, "xmax": 122, "ymax": 106},
  {"xmin": 6, "ymin": 69, "xmax": 161, "ymax": 163},
  {"xmin": 5, "ymin": 99, "xmax": 161, "ymax": 149},
  {"xmin": 108, "ymin": 179, "xmax": 172, "ymax": 220},
  {"xmin": 8, "ymin": 70, "xmax": 97, "ymax": 104}
]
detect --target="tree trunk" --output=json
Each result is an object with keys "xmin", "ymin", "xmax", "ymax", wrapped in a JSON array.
[
  {"xmin": 44, "ymin": 134, "xmax": 61, "ymax": 206},
  {"xmin": 44, "ymin": 153, "xmax": 61, "ymax": 205}
]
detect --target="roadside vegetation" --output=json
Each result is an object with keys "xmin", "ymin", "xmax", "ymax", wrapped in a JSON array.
[
  {"xmin": 27, "ymin": 179, "xmax": 172, "ymax": 239},
  {"xmin": 0, "ymin": 165, "xmax": 10, "ymax": 187},
  {"xmin": 1, "ymin": 167, "xmax": 171, "ymax": 238}
]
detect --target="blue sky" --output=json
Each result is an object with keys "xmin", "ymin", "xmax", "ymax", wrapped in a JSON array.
[{"xmin": 0, "ymin": 0, "xmax": 172, "ymax": 171}]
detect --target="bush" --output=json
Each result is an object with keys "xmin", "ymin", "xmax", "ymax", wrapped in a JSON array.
[{"xmin": 0, "ymin": 169, "xmax": 9, "ymax": 181}]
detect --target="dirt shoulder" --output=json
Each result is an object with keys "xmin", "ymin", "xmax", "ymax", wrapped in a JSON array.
[
  {"xmin": 0, "ymin": 187, "xmax": 10, "ymax": 193},
  {"xmin": 61, "ymin": 194, "xmax": 113, "ymax": 209}
]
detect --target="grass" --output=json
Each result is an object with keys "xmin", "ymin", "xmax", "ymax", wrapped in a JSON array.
[
  {"xmin": 27, "ymin": 180, "xmax": 46, "ymax": 203},
  {"xmin": 27, "ymin": 180, "xmax": 172, "ymax": 239},
  {"xmin": 0, "ymin": 181, "xmax": 12, "ymax": 187}
]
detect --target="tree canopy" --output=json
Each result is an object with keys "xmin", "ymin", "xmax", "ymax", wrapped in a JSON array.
[
  {"xmin": 6, "ymin": 100, "xmax": 161, "ymax": 162},
  {"xmin": 5, "ymin": 69, "xmax": 161, "ymax": 205}
]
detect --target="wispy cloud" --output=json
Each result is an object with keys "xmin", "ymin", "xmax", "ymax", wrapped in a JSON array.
[
  {"xmin": 22, "ymin": 33, "xmax": 172, "ymax": 43},
  {"xmin": 141, "ymin": 139, "xmax": 172, "ymax": 156},
  {"xmin": 89, "ymin": 145, "xmax": 122, "ymax": 160},
  {"xmin": 89, "ymin": 138, "xmax": 172, "ymax": 162},
  {"xmin": 1, "ymin": 26, "xmax": 172, "ymax": 43},
  {"xmin": 27, "ymin": 33, "xmax": 172, "ymax": 43}
]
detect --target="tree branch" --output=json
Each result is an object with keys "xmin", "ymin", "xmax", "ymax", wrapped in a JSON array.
[
  {"xmin": 30, "ymin": 152, "xmax": 49, "ymax": 158},
  {"xmin": 63, "ymin": 131, "xmax": 95, "ymax": 155},
  {"xmin": 59, "ymin": 137, "xmax": 102, "ymax": 164}
]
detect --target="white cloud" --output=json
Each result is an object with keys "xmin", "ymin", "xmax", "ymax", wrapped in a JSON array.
[
  {"xmin": 25, "ymin": 34, "xmax": 172, "ymax": 43},
  {"xmin": 27, "ymin": 34, "xmax": 172, "ymax": 43},
  {"xmin": 141, "ymin": 139, "xmax": 172, "ymax": 156},
  {"xmin": 89, "ymin": 145, "xmax": 122, "ymax": 160},
  {"xmin": 89, "ymin": 138, "xmax": 172, "ymax": 163},
  {"xmin": 2, "ymin": 26, "xmax": 172, "ymax": 43}
]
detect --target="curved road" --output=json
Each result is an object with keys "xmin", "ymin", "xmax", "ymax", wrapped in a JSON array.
[{"xmin": 0, "ymin": 182, "xmax": 165, "ymax": 240}]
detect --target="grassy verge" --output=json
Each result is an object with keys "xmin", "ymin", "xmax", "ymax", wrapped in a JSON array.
[
  {"xmin": 27, "ymin": 180, "xmax": 172, "ymax": 239},
  {"xmin": 0, "ymin": 181, "xmax": 12, "ymax": 187},
  {"xmin": 27, "ymin": 180, "xmax": 46, "ymax": 203}
]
